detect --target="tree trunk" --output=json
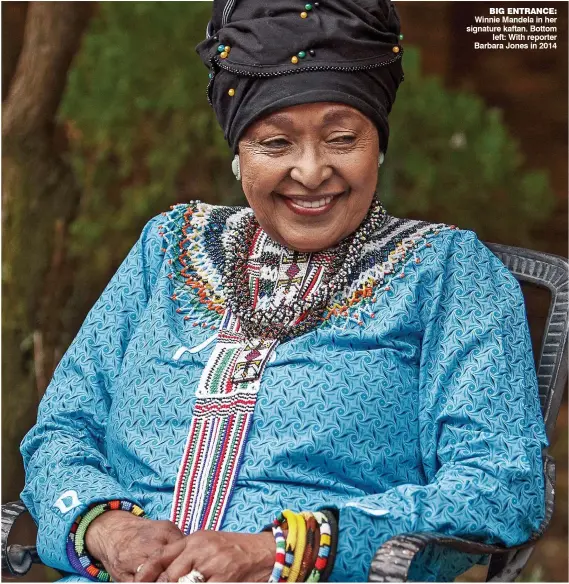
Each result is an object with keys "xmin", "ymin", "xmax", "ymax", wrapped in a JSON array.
[
  {"xmin": 2, "ymin": 2, "xmax": 29, "ymax": 101},
  {"xmin": 2, "ymin": 2, "xmax": 94, "ymax": 504}
]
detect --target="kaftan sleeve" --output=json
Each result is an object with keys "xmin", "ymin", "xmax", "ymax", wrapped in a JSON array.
[
  {"xmin": 19, "ymin": 215, "xmax": 165, "ymax": 574},
  {"xmin": 325, "ymin": 229, "xmax": 548, "ymax": 582}
]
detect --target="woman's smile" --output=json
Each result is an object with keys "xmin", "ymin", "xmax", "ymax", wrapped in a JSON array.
[{"xmin": 276, "ymin": 189, "xmax": 347, "ymax": 216}]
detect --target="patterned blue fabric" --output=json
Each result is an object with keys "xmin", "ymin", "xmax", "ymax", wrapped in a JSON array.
[{"xmin": 20, "ymin": 203, "xmax": 547, "ymax": 582}]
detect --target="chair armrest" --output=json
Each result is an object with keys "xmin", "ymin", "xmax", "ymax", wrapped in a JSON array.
[
  {"xmin": 367, "ymin": 450, "xmax": 555, "ymax": 582},
  {"xmin": 367, "ymin": 532, "xmax": 531, "ymax": 582},
  {"xmin": 1, "ymin": 500, "xmax": 42, "ymax": 576}
]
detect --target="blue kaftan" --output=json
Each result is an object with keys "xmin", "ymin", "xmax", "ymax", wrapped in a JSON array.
[{"xmin": 20, "ymin": 202, "xmax": 547, "ymax": 582}]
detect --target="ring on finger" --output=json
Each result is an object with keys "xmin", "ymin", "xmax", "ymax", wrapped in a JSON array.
[{"xmin": 178, "ymin": 569, "xmax": 205, "ymax": 583}]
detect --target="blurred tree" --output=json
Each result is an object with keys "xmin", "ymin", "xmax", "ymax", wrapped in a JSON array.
[
  {"xmin": 2, "ymin": 2, "xmax": 29, "ymax": 102},
  {"xmin": 2, "ymin": 2, "xmax": 94, "ymax": 501},
  {"xmin": 380, "ymin": 47, "xmax": 555, "ymax": 247},
  {"xmin": 58, "ymin": 2, "xmax": 242, "ymax": 342}
]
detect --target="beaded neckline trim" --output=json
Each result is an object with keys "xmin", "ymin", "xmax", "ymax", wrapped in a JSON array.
[{"xmin": 158, "ymin": 202, "xmax": 457, "ymax": 333}]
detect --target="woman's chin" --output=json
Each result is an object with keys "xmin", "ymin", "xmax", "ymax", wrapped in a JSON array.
[
  {"xmin": 273, "ymin": 228, "xmax": 345, "ymax": 253},
  {"xmin": 254, "ymin": 190, "xmax": 372, "ymax": 252}
]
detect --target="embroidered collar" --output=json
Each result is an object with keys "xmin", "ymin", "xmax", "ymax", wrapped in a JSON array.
[{"xmin": 158, "ymin": 200, "xmax": 457, "ymax": 332}]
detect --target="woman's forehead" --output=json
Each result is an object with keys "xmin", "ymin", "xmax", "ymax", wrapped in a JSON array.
[{"xmin": 253, "ymin": 103, "xmax": 369, "ymax": 130}]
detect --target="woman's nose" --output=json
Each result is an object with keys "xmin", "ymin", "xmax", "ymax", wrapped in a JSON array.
[{"xmin": 289, "ymin": 149, "xmax": 333, "ymax": 190}]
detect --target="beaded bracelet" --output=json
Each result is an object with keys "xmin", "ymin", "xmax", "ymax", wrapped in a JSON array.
[
  {"xmin": 281, "ymin": 510, "xmax": 298, "ymax": 581},
  {"xmin": 269, "ymin": 509, "xmax": 338, "ymax": 583},
  {"xmin": 306, "ymin": 511, "xmax": 331, "ymax": 582},
  {"xmin": 264, "ymin": 509, "xmax": 337, "ymax": 582},
  {"xmin": 268, "ymin": 523, "xmax": 286, "ymax": 583},
  {"xmin": 318, "ymin": 510, "xmax": 339, "ymax": 583},
  {"xmin": 67, "ymin": 500, "xmax": 145, "ymax": 582},
  {"xmin": 297, "ymin": 512, "xmax": 318, "ymax": 582},
  {"xmin": 288, "ymin": 512, "xmax": 307, "ymax": 582}
]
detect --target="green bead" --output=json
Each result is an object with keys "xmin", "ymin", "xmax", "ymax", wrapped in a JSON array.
[
  {"xmin": 399, "ymin": 33, "xmax": 404, "ymax": 40},
  {"xmin": 208, "ymin": 72, "xmax": 213, "ymax": 78},
  {"xmin": 305, "ymin": 3, "xmax": 313, "ymax": 10},
  {"xmin": 217, "ymin": 44, "xmax": 225, "ymax": 52},
  {"xmin": 298, "ymin": 51, "xmax": 306, "ymax": 58}
]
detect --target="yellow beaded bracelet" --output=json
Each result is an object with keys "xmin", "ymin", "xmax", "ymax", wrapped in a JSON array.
[
  {"xmin": 282, "ymin": 510, "xmax": 297, "ymax": 580},
  {"xmin": 288, "ymin": 512, "xmax": 307, "ymax": 582}
]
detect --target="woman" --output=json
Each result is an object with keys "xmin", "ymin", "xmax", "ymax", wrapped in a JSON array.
[{"xmin": 20, "ymin": 0, "xmax": 547, "ymax": 582}]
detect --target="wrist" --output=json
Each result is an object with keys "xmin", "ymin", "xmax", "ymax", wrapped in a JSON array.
[{"xmin": 67, "ymin": 500, "xmax": 145, "ymax": 582}]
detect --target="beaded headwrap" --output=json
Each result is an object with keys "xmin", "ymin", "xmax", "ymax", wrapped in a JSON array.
[{"xmin": 196, "ymin": 0, "xmax": 404, "ymax": 153}]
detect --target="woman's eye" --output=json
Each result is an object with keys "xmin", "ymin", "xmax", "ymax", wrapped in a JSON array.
[
  {"xmin": 328, "ymin": 135, "xmax": 356, "ymax": 144},
  {"xmin": 261, "ymin": 138, "xmax": 290, "ymax": 148}
]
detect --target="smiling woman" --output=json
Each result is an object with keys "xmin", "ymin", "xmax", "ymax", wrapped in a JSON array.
[
  {"xmin": 19, "ymin": 0, "xmax": 548, "ymax": 583},
  {"xmin": 238, "ymin": 103, "xmax": 380, "ymax": 252}
]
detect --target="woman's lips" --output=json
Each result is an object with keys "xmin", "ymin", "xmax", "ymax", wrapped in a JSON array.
[{"xmin": 279, "ymin": 191, "xmax": 346, "ymax": 216}]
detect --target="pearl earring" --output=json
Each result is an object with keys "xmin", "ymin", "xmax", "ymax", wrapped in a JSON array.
[
  {"xmin": 232, "ymin": 154, "xmax": 241, "ymax": 180},
  {"xmin": 378, "ymin": 152, "xmax": 385, "ymax": 167}
]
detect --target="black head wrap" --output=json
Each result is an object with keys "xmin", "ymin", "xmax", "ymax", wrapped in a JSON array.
[{"xmin": 196, "ymin": 0, "xmax": 404, "ymax": 154}]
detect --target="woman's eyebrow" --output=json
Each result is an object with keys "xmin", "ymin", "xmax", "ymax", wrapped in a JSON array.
[
  {"xmin": 321, "ymin": 109, "xmax": 361, "ymax": 126},
  {"xmin": 259, "ymin": 113, "xmax": 296, "ymax": 130},
  {"xmin": 259, "ymin": 108, "xmax": 361, "ymax": 131}
]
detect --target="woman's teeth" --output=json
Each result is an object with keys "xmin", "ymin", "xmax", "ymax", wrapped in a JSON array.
[{"xmin": 291, "ymin": 196, "xmax": 333, "ymax": 209}]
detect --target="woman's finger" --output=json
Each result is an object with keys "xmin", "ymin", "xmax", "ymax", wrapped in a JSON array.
[
  {"xmin": 153, "ymin": 545, "xmax": 199, "ymax": 583},
  {"xmin": 134, "ymin": 538, "xmax": 187, "ymax": 582}
]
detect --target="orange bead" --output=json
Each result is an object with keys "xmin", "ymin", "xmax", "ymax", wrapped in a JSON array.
[{"xmin": 291, "ymin": 55, "xmax": 299, "ymax": 64}]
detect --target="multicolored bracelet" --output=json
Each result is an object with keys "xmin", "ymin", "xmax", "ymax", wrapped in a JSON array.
[
  {"xmin": 307, "ymin": 511, "xmax": 331, "ymax": 582},
  {"xmin": 67, "ymin": 499, "xmax": 145, "ymax": 581},
  {"xmin": 268, "ymin": 509, "xmax": 338, "ymax": 583},
  {"xmin": 318, "ymin": 510, "xmax": 339, "ymax": 583},
  {"xmin": 269, "ymin": 523, "xmax": 286, "ymax": 583}
]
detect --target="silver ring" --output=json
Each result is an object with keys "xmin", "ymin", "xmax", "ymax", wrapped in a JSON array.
[
  {"xmin": 178, "ymin": 570, "xmax": 205, "ymax": 583},
  {"xmin": 136, "ymin": 564, "xmax": 145, "ymax": 574}
]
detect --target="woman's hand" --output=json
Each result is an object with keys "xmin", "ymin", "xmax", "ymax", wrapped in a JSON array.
[
  {"xmin": 85, "ymin": 510, "xmax": 184, "ymax": 582},
  {"xmin": 133, "ymin": 530, "xmax": 275, "ymax": 583}
]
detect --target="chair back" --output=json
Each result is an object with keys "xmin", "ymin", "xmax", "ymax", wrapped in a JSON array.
[
  {"xmin": 486, "ymin": 243, "xmax": 568, "ymax": 439},
  {"xmin": 483, "ymin": 243, "xmax": 568, "ymax": 582}
]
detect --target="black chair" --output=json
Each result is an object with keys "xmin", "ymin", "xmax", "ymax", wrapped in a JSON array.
[{"xmin": 2, "ymin": 244, "xmax": 568, "ymax": 582}]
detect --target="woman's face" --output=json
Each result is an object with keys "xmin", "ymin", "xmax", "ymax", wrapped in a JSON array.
[{"xmin": 238, "ymin": 102, "xmax": 380, "ymax": 252}]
